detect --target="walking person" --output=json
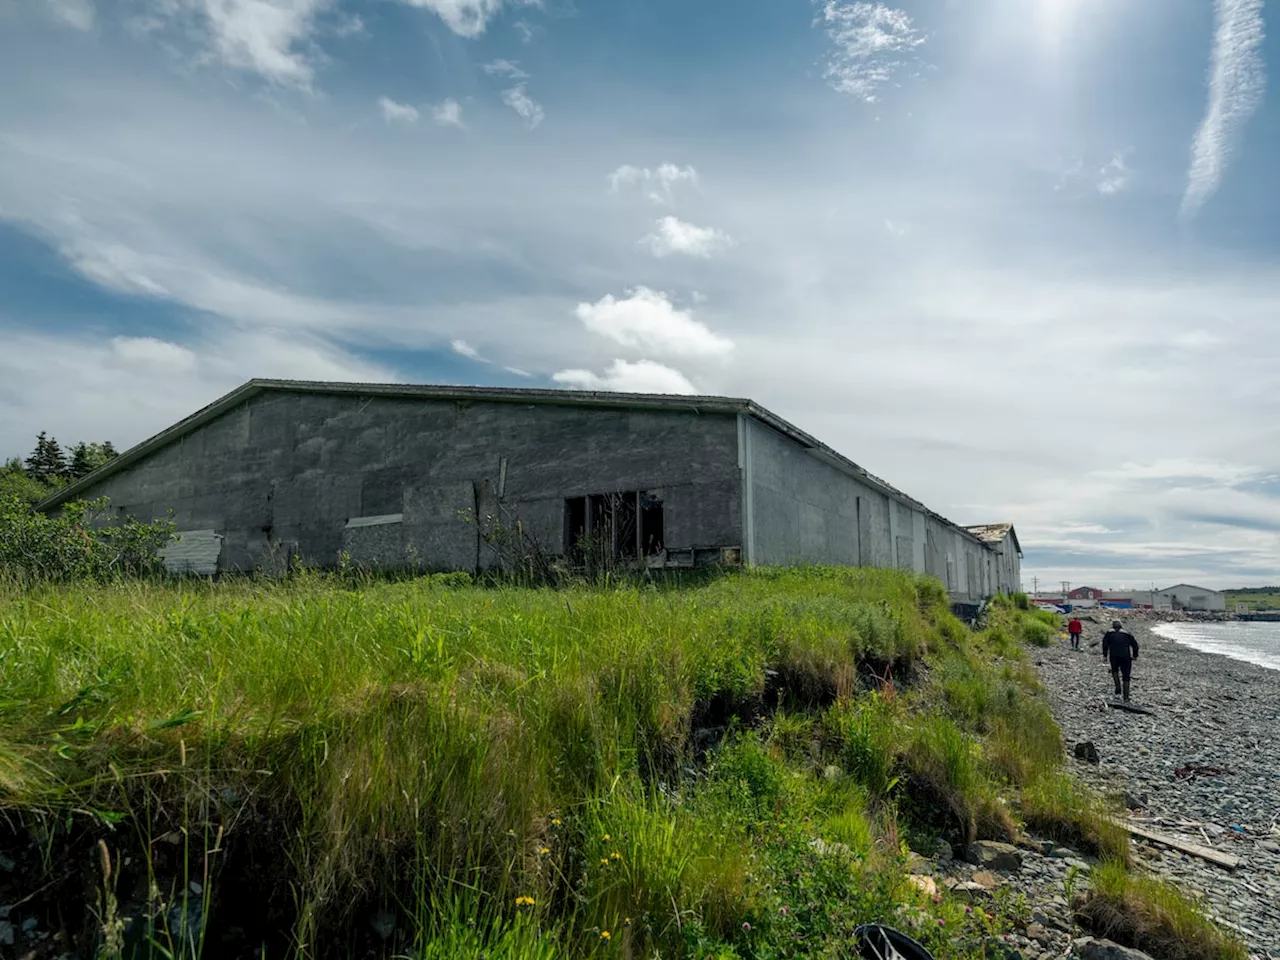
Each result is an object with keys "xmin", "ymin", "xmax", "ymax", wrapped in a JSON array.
[
  {"xmin": 1067, "ymin": 616, "xmax": 1083, "ymax": 650},
  {"xmin": 1101, "ymin": 619, "xmax": 1140, "ymax": 702}
]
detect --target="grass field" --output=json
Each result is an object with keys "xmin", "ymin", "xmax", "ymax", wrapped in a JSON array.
[
  {"xmin": 0, "ymin": 569, "xmax": 1242, "ymax": 959},
  {"xmin": 1223, "ymin": 587, "xmax": 1280, "ymax": 610}
]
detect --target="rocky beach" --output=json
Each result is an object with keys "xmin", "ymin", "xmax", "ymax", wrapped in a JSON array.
[{"xmin": 1033, "ymin": 615, "xmax": 1280, "ymax": 958}]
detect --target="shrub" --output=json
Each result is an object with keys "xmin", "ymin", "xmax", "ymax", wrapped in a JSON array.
[
  {"xmin": 0, "ymin": 494, "xmax": 174, "ymax": 582},
  {"xmin": 1022, "ymin": 772, "xmax": 1129, "ymax": 860},
  {"xmin": 1019, "ymin": 617, "xmax": 1057, "ymax": 647},
  {"xmin": 826, "ymin": 695, "xmax": 899, "ymax": 798},
  {"xmin": 1075, "ymin": 859, "xmax": 1247, "ymax": 960}
]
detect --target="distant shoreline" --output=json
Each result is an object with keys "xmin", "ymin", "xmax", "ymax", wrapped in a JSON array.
[{"xmin": 1152, "ymin": 620, "xmax": 1280, "ymax": 673}]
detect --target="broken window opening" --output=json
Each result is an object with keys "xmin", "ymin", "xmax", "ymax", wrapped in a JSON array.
[{"xmin": 565, "ymin": 490, "xmax": 665, "ymax": 566}]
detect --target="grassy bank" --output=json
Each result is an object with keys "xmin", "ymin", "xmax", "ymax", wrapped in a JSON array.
[{"xmin": 0, "ymin": 570, "xmax": 1240, "ymax": 959}]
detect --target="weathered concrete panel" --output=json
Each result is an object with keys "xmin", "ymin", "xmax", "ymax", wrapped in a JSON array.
[{"xmin": 74, "ymin": 392, "xmax": 743, "ymax": 573}]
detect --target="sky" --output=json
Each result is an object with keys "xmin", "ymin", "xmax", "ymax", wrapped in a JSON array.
[{"xmin": 0, "ymin": 0, "xmax": 1277, "ymax": 590}]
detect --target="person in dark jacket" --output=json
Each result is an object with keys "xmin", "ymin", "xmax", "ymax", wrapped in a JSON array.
[{"xmin": 1101, "ymin": 619, "xmax": 1140, "ymax": 701}]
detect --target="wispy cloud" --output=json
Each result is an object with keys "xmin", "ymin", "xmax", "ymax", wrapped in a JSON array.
[
  {"xmin": 1097, "ymin": 150, "xmax": 1132, "ymax": 195},
  {"xmin": 643, "ymin": 216, "xmax": 732, "ymax": 258},
  {"xmin": 483, "ymin": 58, "xmax": 529, "ymax": 79},
  {"xmin": 378, "ymin": 97, "xmax": 420, "ymax": 125},
  {"xmin": 48, "ymin": 0, "xmax": 95, "ymax": 30},
  {"xmin": 431, "ymin": 99, "xmax": 464, "ymax": 127},
  {"xmin": 111, "ymin": 336, "xmax": 197, "ymax": 372},
  {"xmin": 1181, "ymin": 0, "xmax": 1266, "ymax": 218},
  {"xmin": 501, "ymin": 84, "xmax": 543, "ymax": 128},
  {"xmin": 607, "ymin": 164, "xmax": 698, "ymax": 204},
  {"xmin": 575, "ymin": 288, "xmax": 734, "ymax": 358},
  {"xmin": 553, "ymin": 359, "xmax": 697, "ymax": 395},
  {"xmin": 450, "ymin": 338, "xmax": 486, "ymax": 361},
  {"xmin": 816, "ymin": 1, "xmax": 925, "ymax": 103},
  {"xmin": 397, "ymin": 0, "xmax": 504, "ymax": 38},
  {"xmin": 140, "ymin": 0, "xmax": 331, "ymax": 88}
]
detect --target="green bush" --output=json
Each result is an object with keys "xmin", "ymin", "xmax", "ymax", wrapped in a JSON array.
[{"xmin": 0, "ymin": 494, "xmax": 174, "ymax": 582}]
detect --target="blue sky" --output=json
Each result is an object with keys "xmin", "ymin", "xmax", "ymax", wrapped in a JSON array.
[{"xmin": 1, "ymin": 0, "xmax": 1277, "ymax": 589}]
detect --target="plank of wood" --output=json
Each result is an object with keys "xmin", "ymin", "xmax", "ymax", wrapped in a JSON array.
[{"xmin": 1110, "ymin": 818, "xmax": 1241, "ymax": 869}]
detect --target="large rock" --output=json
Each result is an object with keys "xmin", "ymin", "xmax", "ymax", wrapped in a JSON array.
[
  {"xmin": 1070, "ymin": 937, "xmax": 1157, "ymax": 960},
  {"xmin": 1074, "ymin": 741, "xmax": 1100, "ymax": 764},
  {"xmin": 965, "ymin": 840, "xmax": 1024, "ymax": 872}
]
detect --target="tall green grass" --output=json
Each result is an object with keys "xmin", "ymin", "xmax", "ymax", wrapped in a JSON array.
[{"xmin": 0, "ymin": 572, "xmax": 1226, "ymax": 958}]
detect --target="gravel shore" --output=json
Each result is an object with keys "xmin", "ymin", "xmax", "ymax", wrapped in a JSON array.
[{"xmin": 1033, "ymin": 615, "xmax": 1280, "ymax": 958}]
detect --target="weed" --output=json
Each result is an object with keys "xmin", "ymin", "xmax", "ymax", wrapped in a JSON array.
[{"xmin": 1075, "ymin": 859, "xmax": 1248, "ymax": 960}]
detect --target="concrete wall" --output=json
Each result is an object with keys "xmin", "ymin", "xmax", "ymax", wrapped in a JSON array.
[
  {"xmin": 741, "ymin": 417, "xmax": 990, "ymax": 605},
  {"xmin": 76, "ymin": 391, "xmax": 743, "ymax": 573}
]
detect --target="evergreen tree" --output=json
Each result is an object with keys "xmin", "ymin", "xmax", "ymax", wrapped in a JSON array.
[
  {"xmin": 69, "ymin": 442, "xmax": 94, "ymax": 479},
  {"xmin": 25, "ymin": 432, "xmax": 67, "ymax": 486},
  {"xmin": 68, "ymin": 441, "xmax": 120, "ymax": 479}
]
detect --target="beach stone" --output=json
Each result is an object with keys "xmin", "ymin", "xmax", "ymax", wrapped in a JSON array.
[
  {"xmin": 1074, "ymin": 741, "xmax": 1100, "ymax": 764},
  {"xmin": 931, "ymin": 837, "xmax": 954, "ymax": 862},
  {"xmin": 907, "ymin": 874, "xmax": 938, "ymax": 897},
  {"xmin": 1026, "ymin": 922, "xmax": 1050, "ymax": 943},
  {"xmin": 1069, "ymin": 937, "xmax": 1156, "ymax": 960},
  {"xmin": 971, "ymin": 870, "xmax": 1001, "ymax": 890},
  {"xmin": 966, "ymin": 840, "xmax": 1023, "ymax": 872}
]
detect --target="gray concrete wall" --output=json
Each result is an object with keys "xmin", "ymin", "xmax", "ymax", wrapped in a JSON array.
[
  {"xmin": 77, "ymin": 391, "xmax": 743, "ymax": 573},
  {"xmin": 743, "ymin": 416, "xmax": 989, "ymax": 605}
]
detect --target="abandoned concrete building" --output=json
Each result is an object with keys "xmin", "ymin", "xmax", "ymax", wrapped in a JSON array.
[{"xmin": 38, "ymin": 380, "xmax": 1022, "ymax": 605}]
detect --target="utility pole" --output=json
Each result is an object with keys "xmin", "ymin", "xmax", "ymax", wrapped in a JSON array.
[
  {"xmin": 1032, "ymin": 576, "xmax": 1039, "ymax": 597},
  {"xmin": 1061, "ymin": 580, "xmax": 1071, "ymax": 598}
]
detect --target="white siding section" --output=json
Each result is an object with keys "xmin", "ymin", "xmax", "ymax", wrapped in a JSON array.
[{"xmin": 159, "ymin": 530, "xmax": 223, "ymax": 575}]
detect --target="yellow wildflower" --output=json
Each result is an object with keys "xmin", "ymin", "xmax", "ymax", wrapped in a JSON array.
[
  {"xmin": 610, "ymin": 851, "xmax": 621, "ymax": 861},
  {"xmin": 602, "ymin": 833, "xmax": 611, "ymax": 841},
  {"xmin": 538, "ymin": 847, "xmax": 551, "ymax": 856},
  {"xmin": 600, "ymin": 857, "xmax": 610, "ymax": 866},
  {"xmin": 551, "ymin": 818, "xmax": 562, "ymax": 826},
  {"xmin": 600, "ymin": 930, "xmax": 611, "ymax": 941},
  {"xmin": 515, "ymin": 896, "xmax": 535, "ymax": 907}
]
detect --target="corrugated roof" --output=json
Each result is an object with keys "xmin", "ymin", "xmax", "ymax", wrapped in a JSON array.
[
  {"xmin": 963, "ymin": 523, "xmax": 1022, "ymax": 556},
  {"xmin": 37, "ymin": 379, "xmax": 994, "ymax": 549}
]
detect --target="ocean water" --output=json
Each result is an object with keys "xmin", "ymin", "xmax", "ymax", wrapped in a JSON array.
[{"xmin": 1152, "ymin": 621, "xmax": 1280, "ymax": 672}]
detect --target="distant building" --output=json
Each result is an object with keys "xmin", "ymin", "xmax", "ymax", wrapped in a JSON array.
[
  {"xmin": 1157, "ymin": 584, "xmax": 1226, "ymax": 612},
  {"xmin": 1068, "ymin": 586, "xmax": 1104, "ymax": 600},
  {"xmin": 38, "ymin": 379, "xmax": 1022, "ymax": 604}
]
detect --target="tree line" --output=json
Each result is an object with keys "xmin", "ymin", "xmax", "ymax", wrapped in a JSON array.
[{"xmin": 1, "ymin": 433, "xmax": 120, "ymax": 505}]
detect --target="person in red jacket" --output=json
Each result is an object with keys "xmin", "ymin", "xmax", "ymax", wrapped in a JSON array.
[{"xmin": 1067, "ymin": 617, "xmax": 1083, "ymax": 650}]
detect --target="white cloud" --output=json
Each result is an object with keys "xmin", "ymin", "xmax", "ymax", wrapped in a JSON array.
[
  {"xmin": 1097, "ymin": 150, "xmax": 1132, "ymax": 195},
  {"xmin": 396, "ymin": 0, "xmax": 503, "ymax": 38},
  {"xmin": 431, "ymin": 99, "xmax": 464, "ymax": 127},
  {"xmin": 608, "ymin": 164, "xmax": 698, "ymax": 204},
  {"xmin": 643, "ymin": 216, "xmax": 732, "ymax": 258},
  {"xmin": 450, "ymin": 338, "xmax": 486, "ymax": 361},
  {"xmin": 884, "ymin": 219, "xmax": 909, "ymax": 237},
  {"xmin": 110, "ymin": 336, "xmax": 197, "ymax": 372},
  {"xmin": 552, "ymin": 359, "xmax": 697, "ymax": 395},
  {"xmin": 48, "ymin": 0, "xmax": 95, "ymax": 30},
  {"xmin": 378, "ymin": 97, "xmax": 420, "ymax": 125},
  {"xmin": 574, "ymin": 288, "xmax": 734, "ymax": 358},
  {"xmin": 191, "ymin": 0, "xmax": 330, "ymax": 87},
  {"xmin": 513, "ymin": 19, "xmax": 534, "ymax": 43},
  {"xmin": 816, "ymin": 1, "xmax": 926, "ymax": 103},
  {"xmin": 501, "ymin": 84, "xmax": 543, "ymax": 128},
  {"xmin": 1181, "ymin": 0, "xmax": 1266, "ymax": 217},
  {"xmin": 483, "ymin": 58, "xmax": 528, "ymax": 79}
]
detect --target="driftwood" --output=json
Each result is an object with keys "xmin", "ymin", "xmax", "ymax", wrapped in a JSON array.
[{"xmin": 1109, "ymin": 818, "xmax": 1240, "ymax": 870}]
